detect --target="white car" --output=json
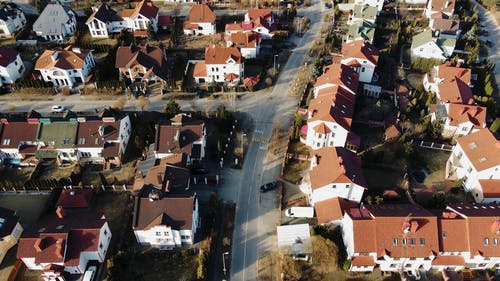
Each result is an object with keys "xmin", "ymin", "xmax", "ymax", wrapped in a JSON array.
[
  {"xmin": 51, "ymin": 105, "xmax": 65, "ymax": 112},
  {"xmin": 82, "ymin": 266, "xmax": 97, "ymax": 281}
]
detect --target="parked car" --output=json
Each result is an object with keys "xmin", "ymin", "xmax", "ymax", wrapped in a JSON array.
[
  {"xmin": 260, "ymin": 181, "xmax": 279, "ymax": 192},
  {"xmin": 480, "ymin": 30, "xmax": 489, "ymax": 36},
  {"xmin": 189, "ymin": 165, "xmax": 208, "ymax": 175},
  {"xmin": 51, "ymin": 105, "xmax": 65, "ymax": 112},
  {"xmin": 285, "ymin": 207, "xmax": 314, "ymax": 218}
]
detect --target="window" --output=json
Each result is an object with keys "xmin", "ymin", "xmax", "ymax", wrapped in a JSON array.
[
  {"xmin": 316, "ymin": 142, "xmax": 320, "ymax": 147},
  {"xmin": 2, "ymin": 139, "xmax": 10, "ymax": 145},
  {"xmin": 361, "ymin": 67, "xmax": 365, "ymax": 72},
  {"xmin": 410, "ymin": 238, "xmax": 415, "ymax": 246},
  {"xmin": 457, "ymin": 151, "xmax": 463, "ymax": 159},
  {"xmin": 99, "ymin": 242, "xmax": 103, "ymax": 249},
  {"xmin": 95, "ymin": 138, "xmax": 99, "ymax": 145},
  {"xmin": 345, "ymin": 184, "xmax": 350, "ymax": 188},
  {"xmin": 392, "ymin": 238, "xmax": 398, "ymax": 246},
  {"xmin": 78, "ymin": 138, "xmax": 85, "ymax": 144},
  {"xmin": 462, "ymin": 127, "xmax": 468, "ymax": 131},
  {"xmin": 484, "ymin": 238, "xmax": 489, "ymax": 245},
  {"xmin": 104, "ymin": 229, "xmax": 108, "ymax": 236},
  {"xmin": 156, "ymin": 232, "xmax": 161, "ymax": 236},
  {"xmin": 420, "ymin": 238, "xmax": 425, "ymax": 246},
  {"xmin": 494, "ymin": 238, "xmax": 498, "ymax": 246},
  {"xmin": 332, "ymin": 185, "xmax": 336, "ymax": 188},
  {"xmin": 164, "ymin": 232, "xmax": 168, "ymax": 236},
  {"xmin": 63, "ymin": 138, "xmax": 70, "ymax": 145},
  {"xmin": 402, "ymin": 238, "xmax": 407, "ymax": 245}
]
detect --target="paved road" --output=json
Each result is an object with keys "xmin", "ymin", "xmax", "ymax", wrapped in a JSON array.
[{"xmin": 474, "ymin": 1, "xmax": 500, "ymax": 85}]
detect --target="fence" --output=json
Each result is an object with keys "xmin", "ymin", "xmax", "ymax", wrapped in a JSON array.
[
  {"xmin": 0, "ymin": 184, "xmax": 130, "ymax": 195},
  {"xmin": 413, "ymin": 139, "xmax": 454, "ymax": 151}
]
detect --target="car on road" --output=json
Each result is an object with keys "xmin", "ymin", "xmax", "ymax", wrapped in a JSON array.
[
  {"xmin": 480, "ymin": 30, "xmax": 489, "ymax": 36},
  {"xmin": 51, "ymin": 105, "xmax": 65, "ymax": 112},
  {"xmin": 260, "ymin": 181, "xmax": 279, "ymax": 192}
]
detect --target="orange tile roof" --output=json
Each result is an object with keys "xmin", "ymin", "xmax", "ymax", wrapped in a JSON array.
[
  {"xmin": 446, "ymin": 104, "xmax": 486, "ymax": 127},
  {"xmin": 341, "ymin": 40, "xmax": 379, "ymax": 65},
  {"xmin": 205, "ymin": 46, "xmax": 242, "ymax": 65},
  {"xmin": 456, "ymin": 129, "xmax": 500, "ymax": 171},
  {"xmin": 314, "ymin": 63, "xmax": 359, "ymax": 94},
  {"xmin": 308, "ymin": 87, "xmax": 355, "ymax": 131},
  {"xmin": 430, "ymin": 0, "xmax": 455, "ymax": 14},
  {"xmin": 385, "ymin": 125, "xmax": 401, "ymax": 140},
  {"xmin": 436, "ymin": 63, "xmax": 471, "ymax": 85},
  {"xmin": 225, "ymin": 23, "xmax": 243, "ymax": 31},
  {"xmin": 227, "ymin": 31, "xmax": 259, "ymax": 48},
  {"xmin": 188, "ymin": 4, "xmax": 216, "ymax": 23},
  {"xmin": 247, "ymin": 8, "xmax": 273, "ymax": 22},
  {"xmin": 431, "ymin": 255, "xmax": 465, "ymax": 266},
  {"xmin": 351, "ymin": 256, "xmax": 376, "ymax": 266},
  {"xmin": 315, "ymin": 197, "xmax": 358, "ymax": 224},
  {"xmin": 312, "ymin": 122, "xmax": 331, "ymax": 134},
  {"xmin": 438, "ymin": 77, "xmax": 473, "ymax": 104},
  {"xmin": 193, "ymin": 61, "xmax": 206, "ymax": 77},
  {"xmin": 120, "ymin": 0, "xmax": 158, "ymax": 19},
  {"xmin": 35, "ymin": 47, "xmax": 91, "ymax": 70},
  {"xmin": 479, "ymin": 179, "xmax": 500, "ymax": 198},
  {"xmin": 437, "ymin": 214, "xmax": 469, "ymax": 252},
  {"xmin": 309, "ymin": 147, "xmax": 366, "ymax": 190}
]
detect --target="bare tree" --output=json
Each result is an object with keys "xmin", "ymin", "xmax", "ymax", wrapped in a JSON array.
[
  {"xmin": 137, "ymin": 96, "xmax": 150, "ymax": 112},
  {"xmin": 112, "ymin": 97, "xmax": 127, "ymax": 110}
]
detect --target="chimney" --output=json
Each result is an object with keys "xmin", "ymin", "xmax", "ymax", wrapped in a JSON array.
[
  {"xmin": 445, "ymin": 1, "xmax": 449, "ymax": 8},
  {"xmin": 34, "ymin": 238, "xmax": 42, "ymax": 252},
  {"xmin": 310, "ymin": 155, "xmax": 319, "ymax": 170},
  {"xmin": 165, "ymin": 179, "xmax": 170, "ymax": 192},
  {"xmin": 410, "ymin": 220, "xmax": 419, "ymax": 233},
  {"xmin": 402, "ymin": 221, "xmax": 411, "ymax": 233},
  {"xmin": 72, "ymin": 48, "xmax": 81, "ymax": 54},
  {"xmin": 339, "ymin": 164, "xmax": 346, "ymax": 175},
  {"xmin": 55, "ymin": 238, "xmax": 64, "ymax": 259},
  {"xmin": 56, "ymin": 206, "xmax": 65, "ymax": 219}
]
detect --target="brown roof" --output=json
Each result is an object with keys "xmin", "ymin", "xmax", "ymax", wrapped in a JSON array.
[
  {"xmin": 447, "ymin": 104, "xmax": 486, "ymax": 127},
  {"xmin": 314, "ymin": 197, "xmax": 358, "ymax": 224},
  {"xmin": 75, "ymin": 119, "xmax": 120, "ymax": 148},
  {"xmin": 193, "ymin": 61, "xmax": 207, "ymax": 77},
  {"xmin": 308, "ymin": 87, "xmax": 356, "ymax": 131},
  {"xmin": 85, "ymin": 4, "xmax": 122, "ymax": 25},
  {"xmin": 56, "ymin": 189, "xmax": 93, "ymax": 209},
  {"xmin": 188, "ymin": 3, "xmax": 215, "ymax": 23},
  {"xmin": 437, "ymin": 212, "xmax": 468, "ymax": 252},
  {"xmin": 225, "ymin": 23, "xmax": 243, "ymax": 31},
  {"xmin": 351, "ymin": 256, "xmax": 376, "ymax": 266},
  {"xmin": 431, "ymin": 18, "xmax": 460, "ymax": 32},
  {"xmin": 102, "ymin": 142, "xmax": 120, "ymax": 158},
  {"xmin": 309, "ymin": 147, "xmax": 366, "ymax": 190},
  {"xmin": 205, "ymin": 46, "xmax": 243, "ymax": 65},
  {"xmin": 136, "ymin": 163, "xmax": 190, "ymax": 193},
  {"xmin": 227, "ymin": 31, "xmax": 260, "ymax": 48},
  {"xmin": 35, "ymin": 47, "xmax": 91, "ymax": 70},
  {"xmin": 431, "ymin": 255, "xmax": 465, "ymax": 265},
  {"xmin": 115, "ymin": 45, "xmax": 170, "ymax": 81},
  {"xmin": 120, "ymin": 0, "xmax": 158, "ymax": 19},
  {"xmin": 479, "ymin": 179, "xmax": 500, "ymax": 198},
  {"xmin": 385, "ymin": 124, "xmax": 401, "ymax": 140},
  {"xmin": 247, "ymin": 8, "xmax": 273, "ymax": 22},
  {"xmin": 341, "ymin": 40, "xmax": 379, "ymax": 65},
  {"xmin": 314, "ymin": 63, "xmax": 359, "ymax": 94},
  {"xmin": 0, "ymin": 121, "xmax": 39, "ymax": 149},
  {"xmin": 436, "ymin": 63, "xmax": 471, "ymax": 85},
  {"xmin": 350, "ymin": 204, "xmax": 439, "ymax": 257},
  {"xmin": 456, "ymin": 129, "xmax": 500, "ymax": 171},
  {"xmin": 313, "ymin": 123, "xmax": 331, "ymax": 134},
  {"xmin": 133, "ymin": 196, "xmax": 195, "ymax": 231},
  {"xmin": 430, "ymin": 0, "xmax": 455, "ymax": 14},
  {"xmin": 438, "ymin": 77, "xmax": 473, "ymax": 104},
  {"xmin": 155, "ymin": 115, "xmax": 203, "ymax": 155}
]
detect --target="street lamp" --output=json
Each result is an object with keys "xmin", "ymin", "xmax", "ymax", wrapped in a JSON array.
[
  {"xmin": 241, "ymin": 133, "xmax": 247, "ymax": 157},
  {"xmin": 222, "ymin": 251, "xmax": 229, "ymax": 276},
  {"xmin": 273, "ymin": 54, "xmax": 279, "ymax": 77}
]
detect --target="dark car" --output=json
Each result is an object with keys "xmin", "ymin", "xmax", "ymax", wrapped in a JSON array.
[
  {"xmin": 260, "ymin": 181, "xmax": 279, "ymax": 192},
  {"xmin": 189, "ymin": 165, "xmax": 209, "ymax": 175}
]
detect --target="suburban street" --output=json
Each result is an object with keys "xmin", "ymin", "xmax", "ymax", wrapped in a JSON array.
[{"xmin": 474, "ymin": 1, "xmax": 500, "ymax": 86}]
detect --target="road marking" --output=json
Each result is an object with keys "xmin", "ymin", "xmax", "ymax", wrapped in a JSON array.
[{"xmin": 242, "ymin": 211, "xmax": 249, "ymax": 281}]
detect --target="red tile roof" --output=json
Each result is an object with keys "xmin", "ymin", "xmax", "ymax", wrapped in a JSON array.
[
  {"xmin": 479, "ymin": 179, "xmax": 500, "ymax": 198},
  {"xmin": 437, "ymin": 212, "xmax": 468, "ymax": 252},
  {"xmin": 193, "ymin": 61, "xmax": 207, "ymax": 77},
  {"xmin": 456, "ymin": 129, "xmax": 500, "ymax": 172},
  {"xmin": 436, "ymin": 63, "xmax": 471, "ymax": 85},
  {"xmin": 115, "ymin": 45, "xmax": 170, "ymax": 81},
  {"xmin": 225, "ymin": 23, "xmax": 243, "ymax": 31},
  {"xmin": 431, "ymin": 255, "xmax": 465, "ymax": 266},
  {"xmin": 351, "ymin": 256, "xmax": 376, "ymax": 266},
  {"xmin": 56, "ymin": 189, "xmax": 93, "ymax": 209},
  {"xmin": 188, "ymin": 3, "xmax": 215, "ymax": 23},
  {"xmin": 308, "ymin": 87, "xmax": 356, "ymax": 131},
  {"xmin": 429, "ymin": 0, "xmax": 455, "ymax": 15},
  {"xmin": 0, "ymin": 121, "xmax": 38, "ymax": 149},
  {"xmin": 314, "ymin": 63, "xmax": 359, "ymax": 94},
  {"xmin": 341, "ymin": 40, "xmax": 379, "ymax": 65},
  {"xmin": 227, "ymin": 31, "xmax": 260, "ymax": 48},
  {"xmin": 314, "ymin": 197, "xmax": 358, "ymax": 224},
  {"xmin": 121, "ymin": 0, "xmax": 158, "ymax": 19},
  {"xmin": 35, "ymin": 47, "xmax": 91, "ymax": 70},
  {"xmin": 438, "ymin": 77, "xmax": 473, "ymax": 104},
  {"xmin": 446, "ymin": 104, "xmax": 486, "ymax": 127},
  {"xmin": 75, "ymin": 119, "xmax": 120, "ymax": 148},
  {"xmin": 205, "ymin": 46, "xmax": 243, "ymax": 65}
]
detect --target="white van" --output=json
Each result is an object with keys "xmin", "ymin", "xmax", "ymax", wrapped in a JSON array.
[
  {"xmin": 285, "ymin": 207, "xmax": 314, "ymax": 218},
  {"xmin": 82, "ymin": 266, "xmax": 97, "ymax": 281}
]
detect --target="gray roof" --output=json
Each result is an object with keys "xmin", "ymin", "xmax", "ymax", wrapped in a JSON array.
[
  {"xmin": 412, "ymin": 30, "xmax": 434, "ymax": 48},
  {"xmin": 437, "ymin": 37, "xmax": 457, "ymax": 47},
  {"xmin": 346, "ymin": 20, "xmax": 375, "ymax": 43},
  {"xmin": 0, "ymin": 2, "xmax": 22, "ymax": 22},
  {"xmin": 352, "ymin": 4, "xmax": 377, "ymax": 21},
  {"xmin": 33, "ymin": 3, "xmax": 75, "ymax": 36}
]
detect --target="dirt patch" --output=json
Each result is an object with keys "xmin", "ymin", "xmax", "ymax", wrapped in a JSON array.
[
  {"xmin": 258, "ymin": 251, "xmax": 279, "ymax": 281},
  {"xmin": 283, "ymin": 159, "xmax": 309, "ymax": 184},
  {"xmin": 130, "ymin": 250, "xmax": 198, "ymax": 281}
]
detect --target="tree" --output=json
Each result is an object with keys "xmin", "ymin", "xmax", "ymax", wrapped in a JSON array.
[
  {"xmin": 428, "ymin": 120, "xmax": 442, "ymax": 139},
  {"xmin": 111, "ymin": 97, "xmax": 126, "ymax": 110},
  {"xmin": 293, "ymin": 113, "xmax": 304, "ymax": 140},
  {"xmin": 147, "ymin": 23, "xmax": 156, "ymax": 41},
  {"xmin": 163, "ymin": 100, "xmax": 180, "ymax": 118},
  {"xmin": 490, "ymin": 118, "xmax": 500, "ymax": 133},
  {"xmin": 311, "ymin": 235, "xmax": 337, "ymax": 273},
  {"xmin": 281, "ymin": 255, "xmax": 302, "ymax": 281},
  {"xmin": 137, "ymin": 95, "xmax": 150, "ymax": 112}
]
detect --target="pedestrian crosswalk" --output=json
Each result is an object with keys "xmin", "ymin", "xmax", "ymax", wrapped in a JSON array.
[{"xmin": 252, "ymin": 136, "xmax": 269, "ymax": 144}]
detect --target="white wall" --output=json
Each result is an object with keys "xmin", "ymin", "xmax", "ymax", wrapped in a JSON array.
[
  {"xmin": 0, "ymin": 9, "xmax": 26, "ymax": 37},
  {"xmin": 206, "ymin": 61, "xmax": 244, "ymax": 83},
  {"xmin": 305, "ymin": 120, "xmax": 349, "ymax": 149},
  {"xmin": 311, "ymin": 182, "xmax": 365, "ymax": 204},
  {"xmin": 0, "ymin": 53, "xmax": 24, "ymax": 84},
  {"xmin": 117, "ymin": 115, "xmax": 132, "ymax": 155},
  {"xmin": 341, "ymin": 58, "xmax": 375, "ymax": 83},
  {"xmin": 134, "ymin": 225, "xmax": 193, "ymax": 249},
  {"xmin": 411, "ymin": 42, "xmax": 446, "ymax": 61}
]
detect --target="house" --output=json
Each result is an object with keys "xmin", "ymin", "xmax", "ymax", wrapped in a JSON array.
[
  {"xmin": 348, "ymin": 4, "xmax": 378, "ymax": 24},
  {"xmin": 425, "ymin": 0, "xmax": 455, "ymax": 19},
  {"xmin": 115, "ymin": 44, "xmax": 171, "ymax": 84},
  {"xmin": 0, "ymin": 46, "xmax": 24, "ymax": 85},
  {"xmin": 411, "ymin": 30, "xmax": 453, "ymax": 61},
  {"xmin": 56, "ymin": 189, "xmax": 94, "ymax": 209},
  {"xmin": 0, "ymin": 2, "xmax": 26, "ymax": 38},
  {"xmin": 314, "ymin": 197, "xmax": 358, "ymax": 225},
  {"xmin": 302, "ymin": 147, "xmax": 366, "ymax": 204},
  {"xmin": 225, "ymin": 22, "xmax": 243, "ymax": 35},
  {"xmin": 133, "ymin": 159, "xmax": 191, "ymax": 193},
  {"xmin": 37, "ymin": 117, "xmax": 78, "ymax": 162},
  {"xmin": 35, "ymin": 46, "xmax": 95, "ymax": 88},
  {"xmin": 132, "ymin": 195, "xmax": 199, "ymax": 249},
  {"xmin": 305, "ymin": 86, "xmax": 359, "ymax": 151},
  {"xmin": 277, "ymin": 224, "xmax": 312, "ymax": 260},
  {"xmin": 430, "ymin": 103, "xmax": 486, "ymax": 139},
  {"xmin": 242, "ymin": 8, "xmax": 276, "ymax": 39},
  {"xmin": 342, "ymin": 204, "xmax": 439, "ymax": 273},
  {"xmin": 33, "ymin": 3, "xmax": 76, "ymax": 42},
  {"xmin": 429, "ymin": 18, "xmax": 461, "ymax": 39},
  {"xmin": 86, "ymin": 4, "xmax": 125, "ymax": 38},
  {"xmin": 340, "ymin": 40, "xmax": 379, "ymax": 83},
  {"xmin": 423, "ymin": 62, "xmax": 472, "ymax": 102},
  {"xmin": 445, "ymin": 129, "xmax": 500, "ymax": 203},
  {"xmin": 17, "ymin": 208, "xmax": 112, "ymax": 276},
  {"xmin": 154, "ymin": 114, "xmax": 205, "ymax": 163},
  {"xmin": 193, "ymin": 45, "xmax": 244, "ymax": 84},
  {"xmin": 121, "ymin": 0, "xmax": 159, "ymax": 33},
  {"xmin": 0, "ymin": 207, "xmax": 23, "ymax": 264},
  {"xmin": 75, "ymin": 114, "xmax": 132, "ymax": 168},
  {"xmin": 344, "ymin": 20, "xmax": 375, "ymax": 44},
  {"xmin": 183, "ymin": 4, "xmax": 216, "ymax": 35},
  {"xmin": 226, "ymin": 31, "xmax": 260, "ymax": 59},
  {"xmin": 0, "ymin": 117, "xmax": 39, "ymax": 163},
  {"xmin": 313, "ymin": 63, "xmax": 359, "ymax": 97},
  {"xmin": 350, "ymin": 0, "xmax": 385, "ymax": 11}
]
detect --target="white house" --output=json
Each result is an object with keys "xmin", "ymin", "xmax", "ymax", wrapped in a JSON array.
[
  {"xmin": 0, "ymin": 2, "xmax": 26, "ymax": 38},
  {"xmin": 86, "ymin": 4, "xmax": 125, "ymax": 38},
  {"xmin": 351, "ymin": 0, "xmax": 385, "ymax": 11},
  {"xmin": 133, "ymin": 196, "xmax": 199, "ymax": 250},
  {"xmin": 425, "ymin": 0, "xmax": 455, "ymax": 19},
  {"xmin": 121, "ymin": 0, "xmax": 159, "ymax": 33},
  {"xmin": 226, "ymin": 31, "xmax": 260, "ymax": 59},
  {"xmin": 0, "ymin": 207, "xmax": 23, "ymax": 265},
  {"xmin": 242, "ymin": 8, "xmax": 276, "ymax": 39},
  {"xmin": 33, "ymin": 3, "xmax": 76, "ymax": 42},
  {"xmin": 154, "ymin": 114, "xmax": 206, "ymax": 163},
  {"xmin": 17, "ymin": 208, "xmax": 112, "ymax": 275},
  {"xmin": 445, "ymin": 129, "xmax": 500, "ymax": 203},
  {"xmin": 193, "ymin": 46, "xmax": 244, "ymax": 84},
  {"xmin": 303, "ymin": 147, "xmax": 366, "ymax": 204},
  {"xmin": 348, "ymin": 4, "xmax": 378, "ymax": 24},
  {"xmin": 313, "ymin": 63, "xmax": 359, "ymax": 97},
  {"xmin": 411, "ymin": 30, "xmax": 448, "ymax": 61},
  {"xmin": 75, "ymin": 115, "xmax": 132, "ymax": 168},
  {"xmin": 0, "ymin": 46, "xmax": 24, "ymax": 85},
  {"xmin": 340, "ymin": 40, "xmax": 379, "ymax": 83},
  {"xmin": 342, "ymin": 204, "xmax": 439, "ymax": 273},
  {"xmin": 35, "ymin": 46, "xmax": 95, "ymax": 88},
  {"xmin": 183, "ymin": 4, "xmax": 216, "ymax": 35},
  {"xmin": 430, "ymin": 103, "xmax": 486, "ymax": 139}
]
